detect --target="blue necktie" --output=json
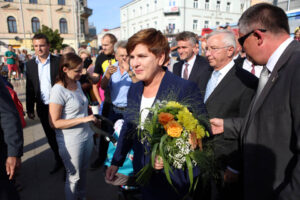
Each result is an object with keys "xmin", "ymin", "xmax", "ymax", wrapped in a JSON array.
[{"xmin": 204, "ymin": 70, "xmax": 221, "ymax": 102}]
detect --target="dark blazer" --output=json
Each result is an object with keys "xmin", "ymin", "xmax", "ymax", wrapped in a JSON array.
[
  {"xmin": 173, "ymin": 55, "xmax": 212, "ymax": 95},
  {"xmin": 111, "ymin": 70, "xmax": 207, "ymax": 200},
  {"xmin": 205, "ymin": 60, "xmax": 257, "ymax": 169},
  {"xmin": 225, "ymin": 40, "xmax": 300, "ymax": 200},
  {"xmin": 0, "ymin": 78, "xmax": 23, "ymax": 179},
  {"xmin": 26, "ymin": 55, "xmax": 60, "ymax": 113}
]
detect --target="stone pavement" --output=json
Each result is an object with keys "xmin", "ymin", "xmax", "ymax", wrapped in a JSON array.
[{"xmin": 12, "ymin": 80, "xmax": 118, "ymax": 200}]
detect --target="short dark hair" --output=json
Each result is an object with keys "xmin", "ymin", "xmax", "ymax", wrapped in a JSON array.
[
  {"xmin": 103, "ymin": 33, "xmax": 117, "ymax": 45},
  {"xmin": 238, "ymin": 3, "xmax": 289, "ymax": 35},
  {"xmin": 57, "ymin": 53, "xmax": 82, "ymax": 88},
  {"xmin": 32, "ymin": 33, "xmax": 50, "ymax": 44},
  {"xmin": 175, "ymin": 31, "xmax": 198, "ymax": 45},
  {"xmin": 127, "ymin": 28, "xmax": 170, "ymax": 65}
]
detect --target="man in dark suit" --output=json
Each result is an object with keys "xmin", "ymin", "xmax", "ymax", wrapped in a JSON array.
[
  {"xmin": 199, "ymin": 30, "xmax": 257, "ymax": 200},
  {"xmin": 173, "ymin": 31, "xmax": 211, "ymax": 94},
  {"xmin": 26, "ymin": 33, "xmax": 62, "ymax": 174},
  {"xmin": 0, "ymin": 77, "xmax": 23, "ymax": 200},
  {"xmin": 210, "ymin": 3, "xmax": 300, "ymax": 200}
]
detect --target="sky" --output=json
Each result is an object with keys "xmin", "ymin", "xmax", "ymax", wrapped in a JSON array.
[{"xmin": 88, "ymin": 0, "xmax": 132, "ymax": 34}]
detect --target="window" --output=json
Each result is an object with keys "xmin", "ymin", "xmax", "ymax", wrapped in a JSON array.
[
  {"xmin": 193, "ymin": 0, "xmax": 198, "ymax": 8},
  {"xmin": 133, "ymin": 9, "xmax": 135, "ymax": 17},
  {"xmin": 204, "ymin": 20, "xmax": 209, "ymax": 28},
  {"xmin": 205, "ymin": 0, "xmax": 209, "ymax": 10},
  {"xmin": 4, "ymin": 0, "xmax": 14, "ymax": 2},
  {"xmin": 227, "ymin": 2, "xmax": 231, "ymax": 12},
  {"xmin": 168, "ymin": 23, "xmax": 175, "ymax": 33},
  {"xmin": 154, "ymin": 0, "xmax": 157, "ymax": 4},
  {"xmin": 147, "ymin": 23, "xmax": 149, "ymax": 28},
  {"xmin": 216, "ymin": 21, "xmax": 220, "ymax": 26},
  {"xmin": 29, "ymin": 0, "xmax": 37, "ymax": 4},
  {"xmin": 31, "ymin": 17, "xmax": 40, "ymax": 33},
  {"xmin": 140, "ymin": 25, "xmax": 143, "ymax": 30},
  {"xmin": 154, "ymin": 21, "xmax": 157, "ymax": 28},
  {"xmin": 80, "ymin": 19, "xmax": 85, "ymax": 34},
  {"xmin": 193, "ymin": 20, "xmax": 198, "ymax": 30},
  {"xmin": 147, "ymin": 4, "xmax": 149, "ymax": 12},
  {"xmin": 7, "ymin": 16, "xmax": 17, "ymax": 33},
  {"xmin": 216, "ymin": 1, "xmax": 220, "ymax": 11},
  {"xmin": 59, "ymin": 18, "xmax": 68, "ymax": 34},
  {"xmin": 58, "ymin": 0, "xmax": 65, "ymax": 5},
  {"xmin": 140, "ymin": 6, "xmax": 142, "ymax": 15}
]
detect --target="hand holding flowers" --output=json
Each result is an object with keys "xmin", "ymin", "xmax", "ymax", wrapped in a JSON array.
[{"xmin": 137, "ymin": 100, "xmax": 215, "ymax": 192}]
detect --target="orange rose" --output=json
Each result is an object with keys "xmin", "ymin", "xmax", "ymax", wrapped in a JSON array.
[
  {"xmin": 158, "ymin": 112, "xmax": 174, "ymax": 125},
  {"xmin": 166, "ymin": 120, "xmax": 183, "ymax": 138}
]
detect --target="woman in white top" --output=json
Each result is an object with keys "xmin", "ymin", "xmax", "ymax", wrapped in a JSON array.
[
  {"xmin": 106, "ymin": 28, "xmax": 206, "ymax": 200},
  {"xmin": 49, "ymin": 53, "xmax": 97, "ymax": 200}
]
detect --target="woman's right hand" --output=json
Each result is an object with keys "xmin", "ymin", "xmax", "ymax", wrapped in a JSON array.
[
  {"xmin": 106, "ymin": 165, "xmax": 119, "ymax": 181},
  {"xmin": 154, "ymin": 155, "xmax": 164, "ymax": 170},
  {"xmin": 84, "ymin": 114, "xmax": 97, "ymax": 123}
]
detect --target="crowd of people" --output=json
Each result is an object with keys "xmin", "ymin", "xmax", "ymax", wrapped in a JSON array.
[{"xmin": 0, "ymin": 3, "xmax": 300, "ymax": 200}]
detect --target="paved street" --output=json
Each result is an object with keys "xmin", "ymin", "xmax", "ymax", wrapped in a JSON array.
[{"xmin": 12, "ymin": 80, "xmax": 118, "ymax": 200}]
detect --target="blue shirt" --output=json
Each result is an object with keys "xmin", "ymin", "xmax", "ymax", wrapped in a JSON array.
[
  {"xmin": 36, "ymin": 54, "xmax": 51, "ymax": 104},
  {"xmin": 103, "ymin": 62, "xmax": 132, "ymax": 107}
]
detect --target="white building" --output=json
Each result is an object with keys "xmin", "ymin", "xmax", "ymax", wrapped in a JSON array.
[
  {"xmin": 97, "ymin": 27, "xmax": 121, "ymax": 47},
  {"xmin": 120, "ymin": 0, "xmax": 251, "ymax": 40}
]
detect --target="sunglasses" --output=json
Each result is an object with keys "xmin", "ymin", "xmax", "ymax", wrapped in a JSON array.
[{"xmin": 238, "ymin": 29, "xmax": 267, "ymax": 47}]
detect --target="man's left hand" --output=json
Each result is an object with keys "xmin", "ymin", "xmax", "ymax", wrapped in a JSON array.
[{"xmin": 6, "ymin": 157, "xmax": 21, "ymax": 180}]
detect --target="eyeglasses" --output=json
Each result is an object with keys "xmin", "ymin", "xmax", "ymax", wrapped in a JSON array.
[
  {"xmin": 238, "ymin": 29, "xmax": 267, "ymax": 47},
  {"xmin": 205, "ymin": 46, "xmax": 230, "ymax": 53}
]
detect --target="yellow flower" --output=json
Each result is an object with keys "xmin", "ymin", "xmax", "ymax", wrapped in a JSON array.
[
  {"xmin": 158, "ymin": 112, "xmax": 174, "ymax": 125},
  {"xmin": 166, "ymin": 101, "xmax": 184, "ymax": 109},
  {"xmin": 166, "ymin": 120, "xmax": 183, "ymax": 138},
  {"xmin": 177, "ymin": 107, "xmax": 198, "ymax": 131},
  {"xmin": 195, "ymin": 125, "xmax": 206, "ymax": 139}
]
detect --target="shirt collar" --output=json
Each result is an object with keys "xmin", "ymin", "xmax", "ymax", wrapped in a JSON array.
[
  {"xmin": 184, "ymin": 54, "xmax": 197, "ymax": 67},
  {"xmin": 35, "ymin": 54, "xmax": 50, "ymax": 65},
  {"xmin": 233, "ymin": 54, "xmax": 239, "ymax": 60},
  {"xmin": 216, "ymin": 59, "xmax": 235, "ymax": 75},
  {"xmin": 266, "ymin": 37, "xmax": 293, "ymax": 73}
]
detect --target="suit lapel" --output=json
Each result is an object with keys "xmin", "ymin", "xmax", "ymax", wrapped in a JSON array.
[
  {"xmin": 31, "ymin": 59, "xmax": 41, "ymax": 94},
  {"xmin": 242, "ymin": 41, "xmax": 297, "ymax": 138},
  {"xmin": 175, "ymin": 61, "xmax": 183, "ymax": 77},
  {"xmin": 205, "ymin": 64, "xmax": 235, "ymax": 104},
  {"xmin": 188, "ymin": 56, "xmax": 201, "ymax": 81},
  {"xmin": 249, "ymin": 41, "xmax": 296, "ymax": 119}
]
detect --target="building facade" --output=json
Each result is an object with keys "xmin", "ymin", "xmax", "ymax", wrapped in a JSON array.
[
  {"xmin": 120, "ymin": 0, "xmax": 251, "ymax": 40},
  {"xmin": 0, "ymin": 0, "xmax": 92, "ymax": 54}
]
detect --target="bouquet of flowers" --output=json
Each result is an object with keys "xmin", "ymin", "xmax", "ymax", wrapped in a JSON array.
[{"xmin": 137, "ymin": 100, "xmax": 215, "ymax": 191}]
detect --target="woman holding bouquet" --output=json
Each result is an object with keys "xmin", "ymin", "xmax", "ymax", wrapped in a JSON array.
[{"xmin": 106, "ymin": 28, "xmax": 207, "ymax": 199}]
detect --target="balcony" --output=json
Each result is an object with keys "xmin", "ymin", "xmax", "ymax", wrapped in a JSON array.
[
  {"xmin": 164, "ymin": 7, "xmax": 180, "ymax": 16},
  {"xmin": 80, "ymin": 6, "xmax": 92, "ymax": 18}
]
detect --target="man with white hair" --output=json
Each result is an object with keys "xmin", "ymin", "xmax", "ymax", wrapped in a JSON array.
[{"xmin": 194, "ymin": 30, "xmax": 257, "ymax": 200}]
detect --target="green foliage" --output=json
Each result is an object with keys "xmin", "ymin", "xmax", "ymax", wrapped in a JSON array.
[{"xmin": 36, "ymin": 25, "xmax": 64, "ymax": 52}]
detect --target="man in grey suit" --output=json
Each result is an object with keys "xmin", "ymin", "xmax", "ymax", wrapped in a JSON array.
[
  {"xmin": 173, "ymin": 31, "xmax": 211, "ymax": 94},
  {"xmin": 211, "ymin": 3, "xmax": 300, "ymax": 200},
  {"xmin": 0, "ymin": 78, "xmax": 23, "ymax": 199}
]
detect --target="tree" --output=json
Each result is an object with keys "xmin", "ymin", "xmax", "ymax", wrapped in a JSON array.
[{"xmin": 36, "ymin": 25, "xmax": 64, "ymax": 52}]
